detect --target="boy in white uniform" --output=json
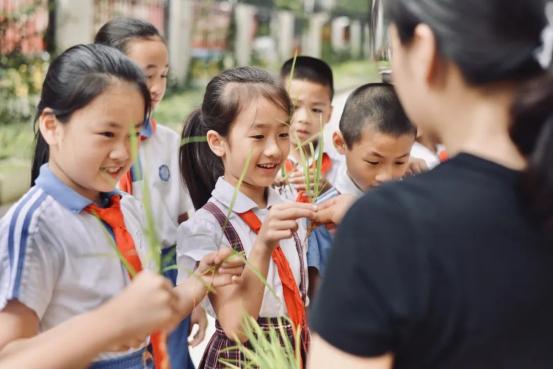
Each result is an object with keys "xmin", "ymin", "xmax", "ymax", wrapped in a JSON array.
[{"xmin": 308, "ymin": 83, "xmax": 417, "ymax": 297}]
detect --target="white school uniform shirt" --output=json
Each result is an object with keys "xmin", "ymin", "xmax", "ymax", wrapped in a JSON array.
[
  {"xmin": 333, "ymin": 162, "xmax": 364, "ymax": 197},
  {"xmin": 121, "ymin": 123, "xmax": 194, "ymax": 248},
  {"xmin": 0, "ymin": 164, "xmax": 151, "ymax": 362},
  {"xmin": 410, "ymin": 142, "xmax": 441, "ymax": 169},
  {"xmin": 176, "ymin": 177, "xmax": 307, "ymax": 318}
]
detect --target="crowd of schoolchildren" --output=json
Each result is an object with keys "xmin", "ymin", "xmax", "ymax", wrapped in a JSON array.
[{"xmin": 2, "ymin": 0, "xmax": 550, "ymax": 366}]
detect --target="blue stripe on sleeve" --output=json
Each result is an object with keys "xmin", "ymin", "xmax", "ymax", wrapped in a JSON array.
[{"xmin": 7, "ymin": 189, "xmax": 48, "ymax": 297}]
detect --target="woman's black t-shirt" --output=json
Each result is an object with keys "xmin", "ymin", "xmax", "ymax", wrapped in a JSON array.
[{"xmin": 311, "ymin": 153, "xmax": 553, "ymax": 369}]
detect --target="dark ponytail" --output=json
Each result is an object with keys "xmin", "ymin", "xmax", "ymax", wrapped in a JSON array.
[
  {"xmin": 31, "ymin": 44, "xmax": 151, "ymax": 185},
  {"xmin": 180, "ymin": 109, "xmax": 225, "ymax": 211},
  {"xmin": 511, "ymin": 72, "xmax": 553, "ymax": 233},
  {"xmin": 386, "ymin": 0, "xmax": 553, "ymax": 233},
  {"xmin": 179, "ymin": 66, "xmax": 291, "ymax": 209}
]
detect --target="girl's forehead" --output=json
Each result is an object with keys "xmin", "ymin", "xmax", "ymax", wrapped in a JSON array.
[
  {"xmin": 235, "ymin": 98, "xmax": 289, "ymax": 126},
  {"xmin": 70, "ymin": 83, "xmax": 145, "ymax": 125},
  {"xmin": 126, "ymin": 37, "xmax": 168, "ymax": 64}
]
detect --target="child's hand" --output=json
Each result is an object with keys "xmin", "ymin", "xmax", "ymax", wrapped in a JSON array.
[
  {"xmin": 289, "ymin": 169, "xmax": 329, "ymax": 194},
  {"xmin": 406, "ymin": 157, "xmax": 428, "ymax": 176},
  {"xmin": 196, "ymin": 248, "xmax": 245, "ymax": 288},
  {"xmin": 188, "ymin": 305, "xmax": 208, "ymax": 347},
  {"xmin": 312, "ymin": 194, "xmax": 356, "ymax": 226},
  {"xmin": 99, "ymin": 270, "xmax": 181, "ymax": 350},
  {"xmin": 257, "ymin": 203, "xmax": 317, "ymax": 249}
]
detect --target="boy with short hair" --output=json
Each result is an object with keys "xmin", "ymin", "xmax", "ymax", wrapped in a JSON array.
[
  {"xmin": 279, "ymin": 56, "xmax": 338, "ymax": 201},
  {"xmin": 308, "ymin": 83, "xmax": 417, "ymax": 297}
]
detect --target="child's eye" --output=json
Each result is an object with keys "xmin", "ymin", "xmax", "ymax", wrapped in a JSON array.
[
  {"xmin": 250, "ymin": 135, "xmax": 264, "ymax": 140},
  {"xmin": 395, "ymin": 161, "xmax": 407, "ymax": 165},
  {"xmin": 365, "ymin": 160, "xmax": 380, "ymax": 166},
  {"xmin": 161, "ymin": 74, "xmax": 168, "ymax": 79},
  {"xmin": 312, "ymin": 108, "xmax": 323, "ymax": 114},
  {"xmin": 99, "ymin": 132, "xmax": 115, "ymax": 138},
  {"xmin": 279, "ymin": 133, "xmax": 289, "ymax": 139},
  {"xmin": 146, "ymin": 75, "xmax": 154, "ymax": 80}
]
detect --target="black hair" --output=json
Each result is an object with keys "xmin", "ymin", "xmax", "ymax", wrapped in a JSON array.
[
  {"xmin": 280, "ymin": 55, "xmax": 334, "ymax": 100},
  {"xmin": 94, "ymin": 17, "xmax": 165, "ymax": 53},
  {"xmin": 31, "ymin": 44, "xmax": 151, "ymax": 185},
  {"xmin": 386, "ymin": 0, "xmax": 553, "ymax": 233},
  {"xmin": 339, "ymin": 83, "xmax": 415, "ymax": 148},
  {"xmin": 180, "ymin": 66, "xmax": 291, "ymax": 210}
]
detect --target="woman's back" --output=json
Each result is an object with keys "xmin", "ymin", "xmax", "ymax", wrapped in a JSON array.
[{"xmin": 311, "ymin": 153, "xmax": 553, "ymax": 368}]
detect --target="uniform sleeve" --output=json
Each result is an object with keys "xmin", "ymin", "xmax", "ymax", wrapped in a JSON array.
[
  {"xmin": 0, "ymin": 213, "xmax": 61, "ymax": 318},
  {"xmin": 176, "ymin": 210, "xmax": 224, "ymax": 286},
  {"xmin": 168, "ymin": 127, "xmax": 195, "ymax": 218},
  {"xmin": 307, "ymin": 225, "xmax": 333, "ymax": 273},
  {"xmin": 310, "ymin": 189, "xmax": 430, "ymax": 357}
]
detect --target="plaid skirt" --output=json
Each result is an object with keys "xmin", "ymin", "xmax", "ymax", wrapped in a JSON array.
[{"xmin": 199, "ymin": 317, "xmax": 304, "ymax": 369}]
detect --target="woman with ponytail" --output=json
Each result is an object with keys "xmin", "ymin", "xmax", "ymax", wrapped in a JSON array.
[{"xmin": 309, "ymin": 1, "xmax": 553, "ymax": 368}]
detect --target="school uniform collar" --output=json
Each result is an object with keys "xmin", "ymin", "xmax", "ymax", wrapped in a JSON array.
[
  {"xmin": 211, "ymin": 177, "xmax": 283, "ymax": 213},
  {"xmin": 35, "ymin": 164, "xmax": 120, "ymax": 214},
  {"xmin": 334, "ymin": 164, "xmax": 364, "ymax": 197}
]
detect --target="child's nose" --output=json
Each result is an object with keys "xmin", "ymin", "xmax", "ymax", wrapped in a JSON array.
[
  {"xmin": 110, "ymin": 139, "xmax": 131, "ymax": 162},
  {"xmin": 264, "ymin": 137, "xmax": 281, "ymax": 158},
  {"xmin": 293, "ymin": 107, "xmax": 310, "ymax": 124},
  {"xmin": 375, "ymin": 166, "xmax": 393, "ymax": 184}
]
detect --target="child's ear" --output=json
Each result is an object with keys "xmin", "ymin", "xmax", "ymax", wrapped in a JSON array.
[
  {"xmin": 38, "ymin": 108, "xmax": 62, "ymax": 146},
  {"xmin": 206, "ymin": 130, "xmax": 226, "ymax": 158},
  {"xmin": 332, "ymin": 131, "xmax": 347, "ymax": 155}
]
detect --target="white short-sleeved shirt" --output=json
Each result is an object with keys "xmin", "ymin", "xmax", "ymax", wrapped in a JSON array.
[
  {"xmin": 176, "ymin": 177, "xmax": 307, "ymax": 318},
  {"xmin": 410, "ymin": 142, "xmax": 441, "ymax": 169},
  {"xmin": 122, "ymin": 123, "xmax": 194, "ymax": 248},
  {"xmin": 334, "ymin": 163, "xmax": 364, "ymax": 197},
  {"xmin": 0, "ymin": 165, "xmax": 150, "ymax": 362}
]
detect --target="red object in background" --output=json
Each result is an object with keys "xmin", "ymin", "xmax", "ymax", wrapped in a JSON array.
[{"xmin": 0, "ymin": 0, "xmax": 49, "ymax": 55}]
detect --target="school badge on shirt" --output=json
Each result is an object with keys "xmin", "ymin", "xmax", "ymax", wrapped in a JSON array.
[{"xmin": 159, "ymin": 164, "xmax": 170, "ymax": 182}]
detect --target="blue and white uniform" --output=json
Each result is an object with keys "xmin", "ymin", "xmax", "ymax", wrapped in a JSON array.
[{"xmin": 0, "ymin": 165, "xmax": 151, "ymax": 369}]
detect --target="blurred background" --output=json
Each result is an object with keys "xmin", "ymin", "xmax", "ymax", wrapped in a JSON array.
[{"xmin": 0, "ymin": 0, "xmax": 388, "ymax": 209}]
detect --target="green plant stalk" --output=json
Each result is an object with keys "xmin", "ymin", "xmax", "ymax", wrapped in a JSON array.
[
  {"xmin": 286, "ymin": 49, "xmax": 299, "ymax": 96},
  {"xmin": 313, "ymin": 113, "xmax": 325, "ymax": 202},
  {"xmin": 181, "ymin": 135, "xmax": 208, "ymax": 146},
  {"xmin": 91, "ymin": 214, "xmax": 138, "ymax": 278}
]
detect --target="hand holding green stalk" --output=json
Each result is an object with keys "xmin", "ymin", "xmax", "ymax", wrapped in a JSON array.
[
  {"xmin": 288, "ymin": 168, "xmax": 330, "ymax": 195},
  {"xmin": 311, "ymin": 193, "xmax": 357, "ymax": 226},
  {"xmin": 256, "ymin": 203, "xmax": 317, "ymax": 251},
  {"xmin": 195, "ymin": 248, "xmax": 245, "ymax": 287},
  {"xmin": 174, "ymin": 248, "xmax": 246, "ymax": 316}
]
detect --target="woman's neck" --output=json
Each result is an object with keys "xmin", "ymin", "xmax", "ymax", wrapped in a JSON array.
[
  {"xmin": 436, "ymin": 84, "xmax": 527, "ymax": 170},
  {"xmin": 223, "ymin": 173, "xmax": 267, "ymax": 209}
]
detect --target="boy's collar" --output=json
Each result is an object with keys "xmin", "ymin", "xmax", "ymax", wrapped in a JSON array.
[
  {"xmin": 211, "ymin": 177, "xmax": 282, "ymax": 213},
  {"xmin": 35, "ymin": 164, "xmax": 120, "ymax": 213},
  {"xmin": 334, "ymin": 164, "xmax": 364, "ymax": 197}
]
